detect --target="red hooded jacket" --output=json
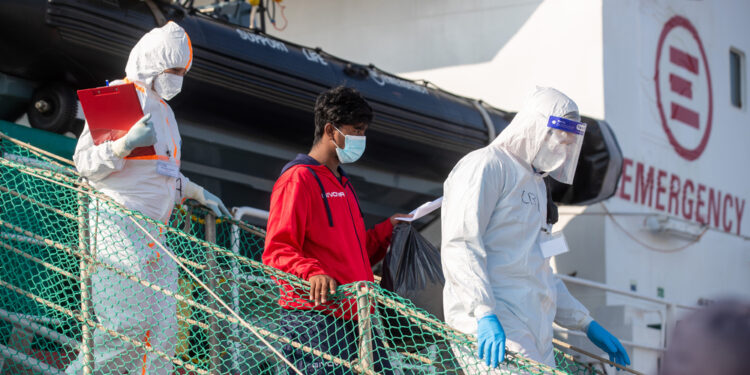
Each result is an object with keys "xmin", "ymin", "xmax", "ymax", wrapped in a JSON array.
[{"xmin": 262, "ymin": 154, "xmax": 394, "ymax": 320}]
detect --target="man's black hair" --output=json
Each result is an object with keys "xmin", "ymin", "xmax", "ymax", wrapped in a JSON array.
[{"xmin": 313, "ymin": 86, "xmax": 373, "ymax": 144}]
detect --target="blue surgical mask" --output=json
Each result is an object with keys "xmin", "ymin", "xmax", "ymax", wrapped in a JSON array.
[{"xmin": 332, "ymin": 126, "xmax": 366, "ymax": 164}]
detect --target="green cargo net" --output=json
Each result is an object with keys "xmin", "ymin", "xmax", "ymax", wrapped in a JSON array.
[{"xmin": 0, "ymin": 131, "xmax": 606, "ymax": 375}]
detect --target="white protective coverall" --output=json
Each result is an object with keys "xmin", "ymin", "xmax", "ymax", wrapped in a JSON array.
[
  {"xmin": 68, "ymin": 22, "xmax": 193, "ymax": 375},
  {"xmin": 442, "ymin": 87, "xmax": 593, "ymax": 369}
]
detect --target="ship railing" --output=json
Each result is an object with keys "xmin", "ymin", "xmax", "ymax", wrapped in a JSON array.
[{"xmin": 557, "ymin": 274, "xmax": 699, "ymax": 353}]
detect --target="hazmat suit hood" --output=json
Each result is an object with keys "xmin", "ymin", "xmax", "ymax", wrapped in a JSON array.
[
  {"xmin": 124, "ymin": 21, "xmax": 193, "ymax": 88},
  {"xmin": 490, "ymin": 87, "xmax": 580, "ymax": 168}
]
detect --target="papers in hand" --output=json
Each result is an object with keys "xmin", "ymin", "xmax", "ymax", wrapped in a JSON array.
[{"xmin": 395, "ymin": 197, "xmax": 443, "ymax": 222}]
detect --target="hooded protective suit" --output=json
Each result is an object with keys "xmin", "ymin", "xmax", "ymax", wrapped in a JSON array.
[
  {"xmin": 442, "ymin": 87, "xmax": 592, "ymax": 369},
  {"xmin": 69, "ymin": 22, "xmax": 194, "ymax": 374}
]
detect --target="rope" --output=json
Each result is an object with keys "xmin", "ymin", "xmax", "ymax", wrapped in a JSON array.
[
  {"xmin": 0, "ymin": 280, "xmax": 209, "ymax": 375},
  {"xmin": 558, "ymin": 205, "xmax": 749, "ymax": 241},
  {"xmin": 0, "ymin": 132, "xmax": 76, "ymax": 167},
  {"xmin": 600, "ymin": 203, "xmax": 708, "ymax": 253}
]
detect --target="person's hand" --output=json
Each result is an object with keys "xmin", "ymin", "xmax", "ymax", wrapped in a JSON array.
[
  {"xmin": 202, "ymin": 189, "xmax": 231, "ymax": 217},
  {"xmin": 586, "ymin": 321, "xmax": 631, "ymax": 368},
  {"xmin": 185, "ymin": 181, "xmax": 231, "ymax": 218},
  {"xmin": 477, "ymin": 314, "xmax": 506, "ymax": 368},
  {"xmin": 112, "ymin": 114, "xmax": 156, "ymax": 157},
  {"xmin": 308, "ymin": 274, "xmax": 338, "ymax": 306},
  {"xmin": 389, "ymin": 213, "xmax": 413, "ymax": 226}
]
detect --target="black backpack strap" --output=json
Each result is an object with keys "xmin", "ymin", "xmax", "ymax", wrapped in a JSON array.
[{"xmin": 305, "ymin": 167, "xmax": 334, "ymax": 227}]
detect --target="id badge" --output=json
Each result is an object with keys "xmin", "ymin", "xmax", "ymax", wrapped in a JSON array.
[
  {"xmin": 156, "ymin": 160, "xmax": 180, "ymax": 178},
  {"xmin": 540, "ymin": 231, "xmax": 570, "ymax": 258}
]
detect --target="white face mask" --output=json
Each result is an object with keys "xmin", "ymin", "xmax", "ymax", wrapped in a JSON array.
[
  {"xmin": 153, "ymin": 72, "xmax": 183, "ymax": 100},
  {"xmin": 532, "ymin": 117, "xmax": 587, "ymax": 184},
  {"xmin": 533, "ymin": 141, "xmax": 566, "ymax": 172}
]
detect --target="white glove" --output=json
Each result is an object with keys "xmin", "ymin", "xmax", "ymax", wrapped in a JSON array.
[
  {"xmin": 112, "ymin": 113, "xmax": 156, "ymax": 158},
  {"xmin": 185, "ymin": 181, "xmax": 231, "ymax": 217}
]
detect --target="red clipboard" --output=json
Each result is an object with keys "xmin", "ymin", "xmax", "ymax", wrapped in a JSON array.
[{"xmin": 77, "ymin": 83, "xmax": 156, "ymax": 157}]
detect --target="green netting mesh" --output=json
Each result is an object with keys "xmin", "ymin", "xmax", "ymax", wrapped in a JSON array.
[{"xmin": 0, "ymin": 132, "xmax": 604, "ymax": 375}]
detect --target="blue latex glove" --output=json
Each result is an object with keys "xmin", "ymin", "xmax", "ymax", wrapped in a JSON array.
[
  {"xmin": 477, "ymin": 314, "xmax": 506, "ymax": 368},
  {"xmin": 586, "ymin": 321, "xmax": 631, "ymax": 368},
  {"xmin": 112, "ymin": 114, "xmax": 156, "ymax": 157}
]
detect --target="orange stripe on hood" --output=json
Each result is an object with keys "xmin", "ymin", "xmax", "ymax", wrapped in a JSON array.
[
  {"xmin": 124, "ymin": 155, "xmax": 170, "ymax": 161},
  {"xmin": 122, "ymin": 78, "xmax": 146, "ymax": 93},
  {"xmin": 184, "ymin": 30, "xmax": 193, "ymax": 71}
]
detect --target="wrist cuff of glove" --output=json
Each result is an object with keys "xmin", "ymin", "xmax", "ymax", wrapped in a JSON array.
[
  {"xmin": 111, "ymin": 138, "xmax": 131, "ymax": 158},
  {"xmin": 582, "ymin": 317, "xmax": 595, "ymax": 333},
  {"xmin": 185, "ymin": 181, "xmax": 205, "ymax": 203},
  {"xmin": 474, "ymin": 305, "xmax": 494, "ymax": 320}
]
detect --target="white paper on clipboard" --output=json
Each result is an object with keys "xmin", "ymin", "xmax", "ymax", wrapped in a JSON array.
[{"xmin": 395, "ymin": 197, "xmax": 443, "ymax": 222}]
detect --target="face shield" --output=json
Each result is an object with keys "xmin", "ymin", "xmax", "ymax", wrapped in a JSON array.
[{"xmin": 532, "ymin": 116, "xmax": 586, "ymax": 185}]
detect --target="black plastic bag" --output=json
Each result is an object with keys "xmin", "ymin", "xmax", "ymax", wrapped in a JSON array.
[
  {"xmin": 380, "ymin": 223, "xmax": 445, "ymax": 347},
  {"xmin": 382, "ymin": 222, "xmax": 444, "ymax": 294}
]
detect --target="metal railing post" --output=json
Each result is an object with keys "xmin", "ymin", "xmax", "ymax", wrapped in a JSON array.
[
  {"xmin": 78, "ymin": 191, "xmax": 94, "ymax": 374},
  {"xmin": 205, "ymin": 212, "xmax": 222, "ymax": 374},
  {"xmin": 228, "ymin": 219, "xmax": 243, "ymax": 374},
  {"xmin": 356, "ymin": 282, "xmax": 373, "ymax": 373}
]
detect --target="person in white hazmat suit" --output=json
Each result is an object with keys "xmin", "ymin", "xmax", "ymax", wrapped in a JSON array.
[
  {"xmin": 68, "ymin": 22, "xmax": 229, "ymax": 374},
  {"xmin": 442, "ymin": 87, "xmax": 630, "ymax": 371}
]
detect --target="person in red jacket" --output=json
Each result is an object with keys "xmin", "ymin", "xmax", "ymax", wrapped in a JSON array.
[{"xmin": 263, "ymin": 86, "xmax": 409, "ymax": 374}]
